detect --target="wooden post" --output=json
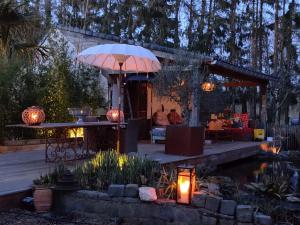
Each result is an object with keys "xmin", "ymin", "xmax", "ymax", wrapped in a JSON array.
[
  {"xmin": 189, "ymin": 67, "xmax": 202, "ymax": 127},
  {"xmin": 260, "ymin": 84, "xmax": 267, "ymax": 132}
]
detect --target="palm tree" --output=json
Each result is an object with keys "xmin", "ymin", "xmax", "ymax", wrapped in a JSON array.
[{"xmin": 0, "ymin": 1, "xmax": 48, "ymax": 60}]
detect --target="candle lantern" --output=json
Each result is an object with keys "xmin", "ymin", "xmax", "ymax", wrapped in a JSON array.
[
  {"xmin": 106, "ymin": 108, "xmax": 124, "ymax": 122},
  {"xmin": 201, "ymin": 82, "xmax": 216, "ymax": 92},
  {"xmin": 22, "ymin": 106, "xmax": 45, "ymax": 126},
  {"xmin": 176, "ymin": 165, "xmax": 196, "ymax": 205}
]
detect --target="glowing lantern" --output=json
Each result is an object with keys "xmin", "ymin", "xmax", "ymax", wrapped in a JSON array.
[
  {"xmin": 201, "ymin": 82, "xmax": 216, "ymax": 92},
  {"xmin": 106, "ymin": 108, "xmax": 124, "ymax": 122},
  {"xmin": 176, "ymin": 165, "xmax": 196, "ymax": 205},
  {"xmin": 22, "ymin": 106, "xmax": 45, "ymax": 126}
]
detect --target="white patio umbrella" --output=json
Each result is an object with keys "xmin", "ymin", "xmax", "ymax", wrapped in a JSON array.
[
  {"xmin": 77, "ymin": 44, "xmax": 161, "ymax": 153},
  {"xmin": 77, "ymin": 44, "xmax": 161, "ymax": 73}
]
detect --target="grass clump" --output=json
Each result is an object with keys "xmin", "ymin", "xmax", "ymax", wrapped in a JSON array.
[{"xmin": 75, "ymin": 151, "xmax": 160, "ymax": 190}]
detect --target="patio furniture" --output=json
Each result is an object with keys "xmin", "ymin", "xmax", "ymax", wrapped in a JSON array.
[
  {"xmin": 206, "ymin": 129, "xmax": 233, "ymax": 141},
  {"xmin": 120, "ymin": 118, "xmax": 142, "ymax": 154},
  {"xmin": 150, "ymin": 127, "xmax": 166, "ymax": 143},
  {"xmin": 165, "ymin": 125, "xmax": 205, "ymax": 156},
  {"xmin": 7, "ymin": 121, "xmax": 126, "ymax": 162},
  {"xmin": 205, "ymin": 128, "xmax": 254, "ymax": 142}
]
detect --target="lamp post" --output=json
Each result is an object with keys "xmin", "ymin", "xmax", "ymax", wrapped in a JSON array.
[
  {"xmin": 113, "ymin": 55, "xmax": 129, "ymax": 154},
  {"xmin": 176, "ymin": 165, "xmax": 196, "ymax": 205}
]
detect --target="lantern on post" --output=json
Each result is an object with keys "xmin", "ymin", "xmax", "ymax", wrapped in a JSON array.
[
  {"xmin": 22, "ymin": 106, "xmax": 45, "ymax": 126},
  {"xmin": 176, "ymin": 165, "xmax": 196, "ymax": 205},
  {"xmin": 106, "ymin": 108, "xmax": 124, "ymax": 123}
]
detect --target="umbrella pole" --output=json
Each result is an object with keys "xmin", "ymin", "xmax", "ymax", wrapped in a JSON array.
[{"xmin": 117, "ymin": 62, "xmax": 123, "ymax": 154}]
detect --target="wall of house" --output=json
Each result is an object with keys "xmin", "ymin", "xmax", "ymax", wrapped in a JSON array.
[{"xmin": 147, "ymin": 86, "xmax": 182, "ymax": 119}]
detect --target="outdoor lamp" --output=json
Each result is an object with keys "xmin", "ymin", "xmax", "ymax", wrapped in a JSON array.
[
  {"xmin": 201, "ymin": 82, "xmax": 216, "ymax": 92},
  {"xmin": 22, "ymin": 106, "xmax": 45, "ymax": 125},
  {"xmin": 176, "ymin": 165, "xmax": 196, "ymax": 205},
  {"xmin": 106, "ymin": 108, "xmax": 124, "ymax": 122}
]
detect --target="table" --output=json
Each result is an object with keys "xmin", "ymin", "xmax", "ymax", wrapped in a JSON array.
[{"xmin": 7, "ymin": 122, "xmax": 126, "ymax": 162}]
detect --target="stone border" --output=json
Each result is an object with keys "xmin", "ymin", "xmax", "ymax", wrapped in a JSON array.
[{"xmin": 55, "ymin": 189, "xmax": 272, "ymax": 225}]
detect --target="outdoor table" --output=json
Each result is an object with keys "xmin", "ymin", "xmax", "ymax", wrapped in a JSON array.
[{"xmin": 7, "ymin": 122, "xmax": 126, "ymax": 162}]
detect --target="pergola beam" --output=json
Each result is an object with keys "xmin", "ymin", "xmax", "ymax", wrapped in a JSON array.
[{"xmin": 223, "ymin": 81, "xmax": 260, "ymax": 87}]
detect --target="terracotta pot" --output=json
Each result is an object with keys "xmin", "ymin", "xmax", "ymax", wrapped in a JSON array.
[{"xmin": 33, "ymin": 186, "xmax": 53, "ymax": 212}]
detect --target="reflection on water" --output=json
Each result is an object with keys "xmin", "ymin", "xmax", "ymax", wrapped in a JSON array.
[{"xmin": 213, "ymin": 157, "xmax": 300, "ymax": 193}]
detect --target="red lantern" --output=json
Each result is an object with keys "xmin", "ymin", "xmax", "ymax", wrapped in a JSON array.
[
  {"xmin": 22, "ymin": 106, "xmax": 45, "ymax": 125},
  {"xmin": 106, "ymin": 108, "xmax": 124, "ymax": 122},
  {"xmin": 176, "ymin": 165, "xmax": 196, "ymax": 205}
]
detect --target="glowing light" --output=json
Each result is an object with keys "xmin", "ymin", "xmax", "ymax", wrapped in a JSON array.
[
  {"xmin": 68, "ymin": 128, "xmax": 84, "ymax": 138},
  {"xmin": 22, "ymin": 106, "xmax": 45, "ymax": 125},
  {"xmin": 177, "ymin": 165, "xmax": 195, "ymax": 205},
  {"xmin": 106, "ymin": 108, "xmax": 124, "ymax": 122},
  {"xmin": 201, "ymin": 82, "xmax": 216, "ymax": 92}
]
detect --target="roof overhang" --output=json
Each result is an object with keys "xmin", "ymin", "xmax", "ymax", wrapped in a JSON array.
[{"xmin": 205, "ymin": 59, "xmax": 279, "ymax": 85}]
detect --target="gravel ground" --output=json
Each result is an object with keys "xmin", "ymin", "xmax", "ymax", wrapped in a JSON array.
[{"xmin": 0, "ymin": 209, "xmax": 119, "ymax": 225}]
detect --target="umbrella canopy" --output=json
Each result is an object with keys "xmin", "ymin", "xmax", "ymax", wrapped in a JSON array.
[{"xmin": 77, "ymin": 44, "xmax": 161, "ymax": 73}]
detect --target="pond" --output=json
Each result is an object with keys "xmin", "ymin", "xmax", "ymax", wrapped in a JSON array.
[{"xmin": 212, "ymin": 156, "xmax": 300, "ymax": 193}]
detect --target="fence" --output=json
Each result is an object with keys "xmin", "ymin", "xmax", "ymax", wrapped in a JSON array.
[{"xmin": 266, "ymin": 124, "xmax": 300, "ymax": 150}]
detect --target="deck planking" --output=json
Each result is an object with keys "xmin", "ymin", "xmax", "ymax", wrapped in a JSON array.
[{"xmin": 0, "ymin": 141, "xmax": 262, "ymax": 196}]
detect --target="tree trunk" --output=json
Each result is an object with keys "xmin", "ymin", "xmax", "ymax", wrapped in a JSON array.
[
  {"xmin": 174, "ymin": 0, "xmax": 181, "ymax": 48},
  {"xmin": 189, "ymin": 68, "xmax": 202, "ymax": 127},
  {"xmin": 45, "ymin": 0, "xmax": 52, "ymax": 29},
  {"xmin": 187, "ymin": 0, "xmax": 194, "ymax": 49},
  {"xmin": 228, "ymin": 0, "xmax": 237, "ymax": 62},
  {"xmin": 273, "ymin": 0, "xmax": 279, "ymax": 72}
]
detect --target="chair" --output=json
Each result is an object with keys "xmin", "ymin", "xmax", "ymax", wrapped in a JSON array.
[{"xmin": 120, "ymin": 118, "xmax": 142, "ymax": 154}]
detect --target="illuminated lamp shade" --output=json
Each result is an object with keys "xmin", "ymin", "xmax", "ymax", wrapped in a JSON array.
[
  {"xmin": 106, "ymin": 108, "xmax": 124, "ymax": 122},
  {"xmin": 22, "ymin": 106, "xmax": 45, "ymax": 126},
  {"xmin": 176, "ymin": 165, "xmax": 196, "ymax": 205},
  {"xmin": 201, "ymin": 82, "xmax": 216, "ymax": 92}
]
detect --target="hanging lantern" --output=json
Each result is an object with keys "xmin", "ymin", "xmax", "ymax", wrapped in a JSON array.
[
  {"xmin": 201, "ymin": 82, "xmax": 216, "ymax": 92},
  {"xmin": 22, "ymin": 106, "xmax": 45, "ymax": 126},
  {"xmin": 176, "ymin": 165, "xmax": 196, "ymax": 205},
  {"xmin": 106, "ymin": 108, "xmax": 124, "ymax": 122}
]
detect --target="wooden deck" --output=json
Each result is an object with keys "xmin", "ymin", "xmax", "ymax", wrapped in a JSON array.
[
  {"xmin": 138, "ymin": 141, "xmax": 261, "ymax": 166},
  {"xmin": 0, "ymin": 141, "xmax": 262, "ymax": 196}
]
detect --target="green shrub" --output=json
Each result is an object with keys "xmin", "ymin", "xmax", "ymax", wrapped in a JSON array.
[
  {"xmin": 33, "ymin": 163, "xmax": 65, "ymax": 186},
  {"xmin": 75, "ymin": 151, "xmax": 160, "ymax": 190}
]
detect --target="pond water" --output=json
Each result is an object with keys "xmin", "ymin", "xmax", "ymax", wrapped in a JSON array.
[{"xmin": 212, "ymin": 156, "xmax": 300, "ymax": 193}]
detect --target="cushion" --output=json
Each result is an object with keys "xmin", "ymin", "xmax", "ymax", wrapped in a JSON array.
[
  {"xmin": 152, "ymin": 127, "xmax": 166, "ymax": 137},
  {"xmin": 233, "ymin": 113, "xmax": 249, "ymax": 128}
]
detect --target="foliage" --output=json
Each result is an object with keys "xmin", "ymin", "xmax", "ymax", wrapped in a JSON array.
[
  {"xmin": 153, "ymin": 57, "xmax": 205, "ymax": 126},
  {"xmin": 55, "ymin": 0, "xmax": 300, "ymax": 124},
  {"xmin": 39, "ymin": 32, "xmax": 73, "ymax": 122},
  {"xmin": 0, "ymin": 29, "xmax": 107, "ymax": 141},
  {"xmin": 244, "ymin": 162, "xmax": 291, "ymax": 199},
  {"xmin": 0, "ymin": 1, "xmax": 48, "ymax": 60},
  {"xmin": 75, "ymin": 151, "xmax": 160, "ymax": 190},
  {"xmin": 156, "ymin": 167, "xmax": 177, "ymax": 199},
  {"xmin": 33, "ymin": 164, "xmax": 65, "ymax": 186}
]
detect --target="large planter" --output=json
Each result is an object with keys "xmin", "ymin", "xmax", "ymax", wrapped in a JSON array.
[
  {"xmin": 165, "ymin": 126, "xmax": 205, "ymax": 156},
  {"xmin": 33, "ymin": 186, "xmax": 53, "ymax": 212}
]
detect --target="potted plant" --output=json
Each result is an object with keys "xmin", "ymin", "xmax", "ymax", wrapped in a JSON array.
[
  {"xmin": 32, "ymin": 165, "xmax": 64, "ymax": 212},
  {"xmin": 33, "ymin": 174, "xmax": 53, "ymax": 212},
  {"xmin": 153, "ymin": 55, "xmax": 206, "ymax": 156}
]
